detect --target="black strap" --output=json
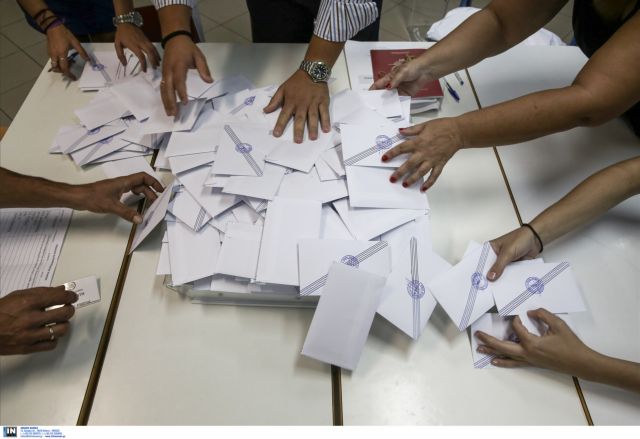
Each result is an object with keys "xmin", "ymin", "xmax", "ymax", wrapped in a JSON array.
[
  {"xmin": 161, "ymin": 30, "xmax": 193, "ymax": 49},
  {"xmin": 33, "ymin": 7, "xmax": 51, "ymax": 22},
  {"xmin": 522, "ymin": 223, "xmax": 544, "ymax": 253}
]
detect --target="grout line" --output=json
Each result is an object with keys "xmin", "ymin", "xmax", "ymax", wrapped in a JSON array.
[{"xmin": 213, "ymin": 24, "xmax": 251, "ymax": 43}]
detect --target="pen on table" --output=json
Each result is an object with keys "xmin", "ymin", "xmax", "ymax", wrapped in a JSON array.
[
  {"xmin": 454, "ymin": 71, "xmax": 464, "ymax": 86},
  {"xmin": 444, "ymin": 78, "xmax": 460, "ymax": 102}
]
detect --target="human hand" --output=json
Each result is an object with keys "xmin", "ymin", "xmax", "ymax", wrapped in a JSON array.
[
  {"xmin": 475, "ymin": 309, "xmax": 597, "ymax": 374},
  {"xmin": 160, "ymin": 36, "xmax": 212, "ymax": 116},
  {"xmin": 264, "ymin": 70, "xmax": 331, "ymax": 143},
  {"xmin": 114, "ymin": 24, "xmax": 160, "ymax": 73},
  {"xmin": 487, "ymin": 226, "xmax": 541, "ymax": 281},
  {"xmin": 382, "ymin": 117, "xmax": 463, "ymax": 191},
  {"xmin": 72, "ymin": 172, "xmax": 164, "ymax": 223},
  {"xmin": 0, "ymin": 286, "xmax": 78, "ymax": 355},
  {"xmin": 46, "ymin": 24, "xmax": 90, "ymax": 80},
  {"xmin": 370, "ymin": 56, "xmax": 435, "ymax": 96}
]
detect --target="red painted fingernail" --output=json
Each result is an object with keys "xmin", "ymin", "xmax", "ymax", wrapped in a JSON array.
[
  {"xmin": 420, "ymin": 186, "xmax": 427, "ymax": 192},
  {"xmin": 390, "ymin": 176, "xmax": 397, "ymax": 183},
  {"xmin": 399, "ymin": 128, "xmax": 405, "ymax": 132},
  {"xmin": 381, "ymin": 155, "xmax": 388, "ymax": 162},
  {"xmin": 386, "ymin": 84, "xmax": 391, "ymax": 89},
  {"xmin": 402, "ymin": 182, "xmax": 408, "ymax": 188}
]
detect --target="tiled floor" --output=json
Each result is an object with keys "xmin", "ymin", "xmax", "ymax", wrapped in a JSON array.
[{"xmin": 0, "ymin": 0, "xmax": 574, "ymax": 126}]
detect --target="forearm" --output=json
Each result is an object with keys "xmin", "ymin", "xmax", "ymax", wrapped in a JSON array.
[
  {"xmin": 303, "ymin": 36, "xmax": 343, "ymax": 68},
  {"xmin": 17, "ymin": 0, "xmax": 48, "ymax": 16},
  {"xmin": 580, "ymin": 351, "xmax": 640, "ymax": 393},
  {"xmin": 156, "ymin": 5, "xmax": 191, "ymax": 35},
  {"xmin": 530, "ymin": 156, "xmax": 640, "ymax": 244},
  {"xmin": 113, "ymin": 0, "xmax": 134, "ymax": 15},
  {"xmin": 0, "ymin": 168, "xmax": 84, "ymax": 210}
]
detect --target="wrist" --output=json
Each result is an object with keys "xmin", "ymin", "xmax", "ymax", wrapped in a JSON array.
[{"xmin": 63, "ymin": 184, "xmax": 90, "ymax": 211}]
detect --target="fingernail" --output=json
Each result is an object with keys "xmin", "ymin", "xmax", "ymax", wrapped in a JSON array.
[
  {"xmin": 477, "ymin": 347, "xmax": 486, "ymax": 353},
  {"xmin": 389, "ymin": 176, "xmax": 397, "ymax": 183},
  {"xmin": 386, "ymin": 84, "xmax": 391, "ymax": 89},
  {"xmin": 381, "ymin": 155, "xmax": 388, "ymax": 162},
  {"xmin": 402, "ymin": 181, "xmax": 408, "ymax": 188},
  {"xmin": 487, "ymin": 272, "xmax": 496, "ymax": 281},
  {"xmin": 420, "ymin": 186, "xmax": 427, "ymax": 192},
  {"xmin": 133, "ymin": 215, "xmax": 142, "ymax": 224},
  {"xmin": 491, "ymin": 359, "xmax": 499, "ymax": 365},
  {"xmin": 73, "ymin": 292, "xmax": 80, "ymax": 301},
  {"xmin": 399, "ymin": 128, "xmax": 406, "ymax": 132}
]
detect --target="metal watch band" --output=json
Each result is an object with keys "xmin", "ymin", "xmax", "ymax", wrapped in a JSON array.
[{"xmin": 112, "ymin": 11, "xmax": 143, "ymax": 27}]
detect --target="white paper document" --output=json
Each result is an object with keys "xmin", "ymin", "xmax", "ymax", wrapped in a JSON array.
[
  {"xmin": 298, "ymin": 239, "xmax": 391, "ymax": 296},
  {"xmin": 215, "ymin": 222, "xmax": 263, "ymax": 279},
  {"xmin": 130, "ymin": 180, "xmax": 174, "ymax": 253},
  {"xmin": 167, "ymin": 220, "xmax": 221, "ymax": 285},
  {"xmin": 340, "ymin": 123, "xmax": 406, "ymax": 168},
  {"xmin": 492, "ymin": 261, "xmax": 586, "ymax": 316},
  {"xmin": 428, "ymin": 242, "xmax": 498, "ymax": 331},
  {"xmin": 377, "ymin": 216, "xmax": 451, "ymax": 339},
  {"xmin": 255, "ymin": 197, "xmax": 322, "ymax": 286},
  {"xmin": 64, "ymin": 275, "xmax": 101, "ymax": 309},
  {"xmin": 0, "ymin": 208, "xmax": 72, "ymax": 297},
  {"xmin": 301, "ymin": 263, "xmax": 387, "ymax": 370},
  {"xmin": 346, "ymin": 166, "xmax": 429, "ymax": 209}
]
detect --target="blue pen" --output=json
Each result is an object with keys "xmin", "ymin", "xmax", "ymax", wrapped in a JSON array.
[{"xmin": 444, "ymin": 79, "xmax": 460, "ymax": 102}]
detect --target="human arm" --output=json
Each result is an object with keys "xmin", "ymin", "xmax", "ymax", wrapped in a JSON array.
[
  {"xmin": 113, "ymin": 0, "xmax": 160, "ymax": 72},
  {"xmin": 382, "ymin": 10, "xmax": 640, "ymax": 190},
  {"xmin": 17, "ymin": 0, "xmax": 90, "ymax": 79},
  {"xmin": 264, "ymin": 0, "xmax": 379, "ymax": 142},
  {"xmin": 0, "ymin": 167, "xmax": 164, "ymax": 224},
  {"xmin": 0, "ymin": 286, "xmax": 77, "ymax": 355},
  {"xmin": 487, "ymin": 156, "xmax": 640, "ymax": 279},
  {"xmin": 475, "ymin": 309, "xmax": 640, "ymax": 393},
  {"xmin": 153, "ymin": 0, "xmax": 212, "ymax": 116}
]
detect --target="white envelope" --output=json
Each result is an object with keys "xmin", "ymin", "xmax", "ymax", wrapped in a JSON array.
[
  {"xmin": 89, "ymin": 149, "xmax": 151, "ymax": 164},
  {"xmin": 240, "ymin": 196, "xmax": 268, "ymax": 213},
  {"xmin": 301, "ymin": 262, "xmax": 388, "ymax": 371},
  {"xmin": 200, "ymin": 74, "xmax": 254, "ymax": 100},
  {"xmin": 357, "ymin": 89, "xmax": 403, "ymax": 119},
  {"xmin": 168, "ymin": 186, "xmax": 212, "ymax": 231},
  {"xmin": 277, "ymin": 168, "xmax": 347, "ymax": 204},
  {"xmin": 330, "ymin": 90, "xmax": 390, "ymax": 128},
  {"xmin": 109, "ymin": 74, "xmax": 158, "ymax": 121},
  {"xmin": 265, "ymin": 130, "xmax": 336, "ymax": 172},
  {"xmin": 78, "ymin": 50, "xmax": 134, "ymax": 90},
  {"xmin": 156, "ymin": 231, "xmax": 171, "ymax": 275},
  {"xmin": 346, "ymin": 166, "xmax": 429, "ymax": 209},
  {"xmin": 428, "ymin": 242, "xmax": 498, "ymax": 331},
  {"xmin": 130, "ymin": 179, "xmax": 174, "ymax": 253},
  {"xmin": 208, "ymin": 209, "xmax": 236, "ymax": 234},
  {"xmin": 215, "ymin": 222, "xmax": 263, "ymax": 279},
  {"xmin": 74, "ymin": 89, "xmax": 128, "ymax": 130},
  {"xmin": 255, "ymin": 197, "xmax": 322, "ymax": 286},
  {"xmin": 177, "ymin": 165, "xmax": 240, "ymax": 218},
  {"xmin": 165, "ymin": 126, "xmax": 221, "ymax": 157},
  {"xmin": 186, "ymin": 69, "xmax": 216, "ymax": 99},
  {"xmin": 377, "ymin": 216, "xmax": 451, "ymax": 339},
  {"xmin": 333, "ymin": 198, "xmax": 426, "ymax": 241},
  {"xmin": 298, "ymin": 239, "xmax": 391, "ymax": 296},
  {"xmin": 222, "ymin": 163, "xmax": 286, "ymax": 200},
  {"xmin": 315, "ymin": 159, "xmax": 340, "ymax": 181},
  {"xmin": 56, "ymin": 121, "xmax": 126, "ymax": 154},
  {"xmin": 231, "ymin": 203, "xmax": 261, "ymax": 224},
  {"xmin": 70, "ymin": 136, "xmax": 130, "ymax": 166},
  {"xmin": 493, "ymin": 261, "xmax": 586, "ymax": 316},
  {"xmin": 320, "ymin": 205, "xmax": 354, "ymax": 240},
  {"xmin": 213, "ymin": 88, "xmax": 261, "ymax": 116},
  {"xmin": 322, "ymin": 146, "xmax": 346, "ymax": 176},
  {"xmin": 168, "ymin": 152, "xmax": 216, "ymax": 174},
  {"xmin": 210, "ymin": 123, "xmax": 274, "ymax": 176},
  {"xmin": 167, "ymin": 219, "xmax": 221, "ymax": 285},
  {"xmin": 142, "ymin": 98, "xmax": 206, "ymax": 134},
  {"xmin": 340, "ymin": 123, "xmax": 406, "ymax": 168}
]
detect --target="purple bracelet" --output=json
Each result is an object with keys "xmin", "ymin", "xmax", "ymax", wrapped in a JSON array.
[{"xmin": 44, "ymin": 17, "xmax": 65, "ymax": 34}]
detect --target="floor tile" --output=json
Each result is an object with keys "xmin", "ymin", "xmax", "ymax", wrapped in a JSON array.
[
  {"xmin": 0, "ymin": 81, "xmax": 33, "ymax": 119},
  {"xmin": 0, "ymin": 108, "xmax": 11, "ymax": 126},
  {"xmin": 1, "ymin": 19, "xmax": 45, "ymax": 50},
  {"xmin": 0, "ymin": 32, "xmax": 19, "ymax": 58},
  {"xmin": 381, "ymin": 4, "xmax": 431, "ymax": 40},
  {"xmin": 223, "ymin": 13, "xmax": 252, "ymax": 41},
  {"xmin": 204, "ymin": 26, "xmax": 249, "ymax": 43},
  {"xmin": 23, "ymin": 40, "xmax": 49, "ymax": 67},
  {"xmin": 0, "ymin": 0, "xmax": 26, "ymax": 28},
  {"xmin": 198, "ymin": 0, "xmax": 248, "ymax": 25},
  {"xmin": 382, "ymin": 0, "xmax": 400, "ymax": 13},
  {"xmin": 199, "ymin": 15, "xmax": 218, "ymax": 33},
  {"xmin": 379, "ymin": 27, "xmax": 409, "ymax": 42},
  {"xmin": 0, "ymin": 50, "xmax": 41, "ymax": 93}
]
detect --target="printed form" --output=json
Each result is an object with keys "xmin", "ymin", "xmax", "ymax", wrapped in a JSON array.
[{"xmin": 0, "ymin": 208, "xmax": 72, "ymax": 297}]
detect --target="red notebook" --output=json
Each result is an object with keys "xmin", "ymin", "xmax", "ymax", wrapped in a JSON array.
[{"xmin": 370, "ymin": 49, "xmax": 443, "ymax": 99}]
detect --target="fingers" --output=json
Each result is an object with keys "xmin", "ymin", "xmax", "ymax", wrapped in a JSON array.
[
  {"xmin": 59, "ymin": 54, "xmax": 75, "ymax": 80},
  {"xmin": 30, "ymin": 306, "xmax": 75, "ymax": 329},
  {"xmin": 173, "ymin": 66, "xmax": 189, "ymax": 106},
  {"xmin": 28, "ymin": 286, "xmax": 78, "ymax": 309},
  {"xmin": 72, "ymin": 39, "xmax": 90, "ymax": 62},
  {"xmin": 131, "ymin": 47, "xmax": 147, "ymax": 73},
  {"xmin": 26, "ymin": 322, "xmax": 71, "ymax": 344},
  {"xmin": 21, "ymin": 340, "xmax": 58, "ymax": 354},
  {"xmin": 404, "ymin": 161, "xmax": 431, "ymax": 187},
  {"xmin": 511, "ymin": 316, "xmax": 535, "ymax": 344},
  {"xmin": 293, "ymin": 112, "xmax": 306, "ymax": 144},
  {"xmin": 132, "ymin": 185, "xmax": 158, "ymax": 202},
  {"xmin": 420, "ymin": 164, "xmax": 443, "ymax": 192},
  {"xmin": 123, "ymin": 172, "xmax": 164, "ymax": 194},
  {"xmin": 527, "ymin": 308, "xmax": 565, "ymax": 332},
  {"xmin": 487, "ymin": 240, "xmax": 514, "ymax": 281},
  {"xmin": 264, "ymin": 87, "xmax": 284, "ymax": 114},
  {"xmin": 115, "ymin": 41, "xmax": 127, "ymax": 67},
  {"xmin": 370, "ymin": 73, "xmax": 392, "ymax": 90},
  {"xmin": 490, "ymin": 358, "xmax": 529, "ymax": 368},
  {"xmin": 144, "ymin": 42, "xmax": 161, "ymax": 70},
  {"xmin": 382, "ymin": 139, "xmax": 414, "ymax": 163},
  {"xmin": 398, "ymin": 124, "xmax": 424, "ymax": 136},
  {"xmin": 307, "ymin": 103, "xmax": 320, "ymax": 141},
  {"xmin": 194, "ymin": 49, "xmax": 213, "ymax": 83},
  {"xmin": 110, "ymin": 201, "xmax": 142, "ymax": 224},
  {"xmin": 273, "ymin": 105, "xmax": 293, "ymax": 138},
  {"xmin": 474, "ymin": 331, "xmax": 524, "ymax": 358},
  {"xmin": 319, "ymin": 99, "xmax": 331, "ymax": 133},
  {"xmin": 161, "ymin": 69, "xmax": 177, "ymax": 116},
  {"xmin": 391, "ymin": 153, "xmax": 421, "ymax": 184}
]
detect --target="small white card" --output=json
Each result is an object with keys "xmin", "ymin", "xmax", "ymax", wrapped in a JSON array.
[{"xmin": 64, "ymin": 275, "xmax": 100, "ymax": 309}]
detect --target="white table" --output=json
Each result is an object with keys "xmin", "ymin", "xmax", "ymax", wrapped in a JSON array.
[
  {"xmin": 0, "ymin": 44, "xmax": 140, "ymax": 425},
  {"xmin": 468, "ymin": 45, "xmax": 640, "ymax": 425}
]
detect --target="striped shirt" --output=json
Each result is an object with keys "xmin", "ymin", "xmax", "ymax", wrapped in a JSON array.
[{"xmin": 152, "ymin": 0, "xmax": 379, "ymax": 42}]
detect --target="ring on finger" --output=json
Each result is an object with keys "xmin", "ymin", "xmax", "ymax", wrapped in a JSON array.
[{"xmin": 48, "ymin": 326, "xmax": 55, "ymax": 341}]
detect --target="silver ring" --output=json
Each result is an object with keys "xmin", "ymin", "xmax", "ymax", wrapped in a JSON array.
[
  {"xmin": 51, "ymin": 59, "xmax": 58, "ymax": 66},
  {"xmin": 48, "ymin": 326, "xmax": 55, "ymax": 341}
]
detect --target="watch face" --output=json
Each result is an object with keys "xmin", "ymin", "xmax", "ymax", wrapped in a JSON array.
[
  {"xmin": 310, "ymin": 63, "xmax": 329, "ymax": 81},
  {"xmin": 132, "ymin": 12, "xmax": 143, "ymax": 27}
]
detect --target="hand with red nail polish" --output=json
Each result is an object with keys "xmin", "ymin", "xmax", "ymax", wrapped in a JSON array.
[{"xmin": 369, "ymin": 53, "xmax": 435, "ymax": 96}]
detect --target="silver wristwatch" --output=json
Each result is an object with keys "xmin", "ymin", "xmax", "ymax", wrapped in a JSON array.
[
  {"xmin": 299, "ymin": 60, "xmax": 331, "ymax": 83},
  {"xmin": 112, "ymin": 11, "xmax": 143, "ymax": 27}
]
